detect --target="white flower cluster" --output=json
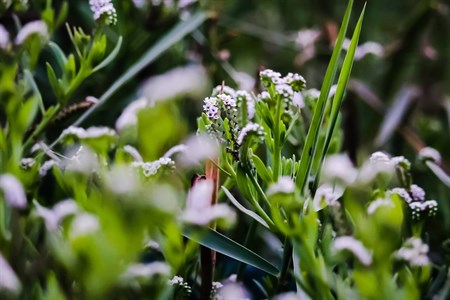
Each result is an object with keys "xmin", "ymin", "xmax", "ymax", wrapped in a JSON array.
[
  {"xmin": 121, "ymin": 262, "xmax": 170, "ymax": 280},
  {"xmin": 257, "ymin": 91, "xmax": 271, "ymax": 102},
  {"xmin": 69, "ymin": 213, "xmax": 100, "ymax": 238},
  {"xmin": 89, "ymin": 0, "xmax": 117, "ymax": 25},
  {"xmin": 236, "ymin": 122, "xmax": 265, "ymax": 145},
  {"xmin": 236, "ymin": 90, "xmax": 255, "ymax": 120},
  {"xmin": 212, "ymin": 85, "xmax": 237, "ymax": 98},
  {"xmin": 313, "ymin": 183, "xmax": 344, "ymax": 211},
  {"xmin": 389, "ymin": 184, "xmax": 438, "ymax": 220},
  {"xmin": 333, "ymin": 236, "xmax": 372, "ymax": 266},
  {"xmin": 20, "ymin": 158, "xmax": 35, "ymax": 170},
  {"xmin": 15, "ymin": 20, "xmax": 49, "ymax": 45},
  {"xmin": 203, "ymin": 97, "xmax": 220, "ymax": 119},
  {"xmin": 218, "ymin": 94, "xmax": 236, "ymax": 109},
  {"xmin": 418, "ymin": 147, "xmax": 441, "ymax": 164},
  {"xmin": 132, "ymin": 157, "xmax": 175, "ymax": 177},
  {"xmin": 168, "ymin": 276, "xmax": 192, "ymax": 296},
  {"xmin": 395, "ymin": 238, "xmax": 430, "ymax": 267},
  {"xmin": 267, "ymin": 176, "xmax": 295, "ymax": 196},
  {"xmin": 259, "ymin": 69, "xmax": 306, "ymax": 92}
]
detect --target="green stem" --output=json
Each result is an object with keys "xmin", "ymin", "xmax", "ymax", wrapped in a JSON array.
[
  {"xmin": 23, "ymin": 104, "xmax": 61, "ymax": 151},
  {"xmin": 277, "ymin": 238, "xmax": 293, "ymax": 292},
  {"xmin": 273, "ymin": 95, "xmax": 283, "ymax": 181}
]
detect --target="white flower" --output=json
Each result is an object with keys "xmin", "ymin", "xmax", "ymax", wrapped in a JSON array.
[
  {"xmin": 69, "ymin": 213, "xmax": 100, "ymax": 238},
  {"xmin": 60, "ymin": 126, "xmax": 116, "ymax": 140},
  {"xmin": 258, "ymin": 91, "xmax": 271, "ymax": 102},
  {"xmin": 132, "ymin": 157, "xmax": 174, "ymax": 177},
  {"xmin": 218, "ymin": 93, "xmax": 237, "ymax": 108},
  {"xmin": 0, "ymin": 252, "xmax": 21, "ymax": 294},
  {"xmin": 0, "ymin": 25, "xmax": 10, "ymax": 50},
  {"xmin": 89, "ymin": 0, "xmax": 117, "ymax": 25},
  {"xmin": 236, "ymin": 122, "xmax": 265, "ymax": 145},
  {"xmin": 322, "ymin": 154, "xmax": 358, "ymax": 185},
  {"xmin": 234, "ymin": 71, "xmax": 255, "ymax": 91},
  {"xmin": 212, "ymin": 85, "xmax": 237, "ymax": 98},
  {"xmin": 139, "ymin": 65, "xmax": 209, "ymax": 104},
  {"xmin": 410, "ymin": 184, "xmax": 425, "ymax": 201},
  {"xmin": 358, "ymin": 151, "xmax": 395, "ymax": 182},
  {"xmin": 64, "ymin": 146, "xmax": 99, "ymax": 174},
  {"xmin": 183, "ymin": 179, "xmax": 236, "ymax": 226},
  {"xmin": 177, "ymin": 134, "xmax": 219, "ymax": 167},
  {"xmin": 389, "ymin": 187, "xmax": 412, "ymax": 203},
  {"xmin": 391, "ymin": 155, "xmax": 411, "ymax": 170},
  {"xmin": 418, "ymin": 147, "xmax": 441, "ymax": 164},
  {"xmin": 267, "ymin": 176, "xmax": 295, "ymax": 196},
  {"xmin": 0, "ymin": 174, "xmax": 26, "ymax": 209},
  {"xmin": 236, "ymin": 90, "xmax": 255, "ymax": 120},
  {"xmin": 203, "ymin": 96, "xmax": 220, "ymax": 119},
  {"xmin": 15, "ymin": 20, "xmax": 49, "ymax": 45},
  {"xmin": 333, "ymin": 236, "xmax": 372, "ymax": 266},
  {"xmin": 104, "ymin": 166, "xmax": 139, "ymax": 194},
  {"xmin": 163, "ymin": 144, "xmax": 187, "ymax": 158},
  {"xmin": 115, "ymin": 98, "xmax": 149, "ymax": 131},
  {"xmin": 123, "ymin": 145, "xmax": 143, "ymax": 162},
  {"xmin": 409, "ymin": 200, "xmax": 438, "ymax": 220},
  {"xmin": 367, "ymin": 197, "xmax": 394, "ymax": 215},
  {"xmin": 168, "ymin": 275, "xmax": 184, "ymax": 285},
  {"xmin": 313, "ymin": 183, "xmax": 344, "ymax": 211},
  {"xmin": 295, "ymin": 28, "xmax": 321, "ymax": 49},
  {"xmin": 39, "ymin": 160, "xmax": 58, "ymax": 176},
  {"xmin": 283, "ymin": 72, "xmax": 306, "ymax": 92},
  {"xmin": 260, "ymin": 69, "xmax": 284, "ymax": 87},
  {"xmin": 395, "ymin": 238, "xmax": 429, "ymax": 267},
  {"xmin": 292, "ymin": 92, "xmax": 305, "ymax": 108},
  {"xmin": 122, "ymin": 262, "xmax": 170, "ymax": 279},
  {"xmin": 343, "ymin": 40, "xmax": 384, "ymax": 61},
  {"xmin": 35, "ymin": 199, "xmax": 79, "ymax": 231},
  {"xmin": 20, "ymin": 158, "xmax": 35, "ymax": 170},
  {"xmin": 275, "ymin": 84, "xmax": 294, "ymax": 99},
  {"xmin": 216, "ymin": 282, "xmax": 250, "ymax": 300}
]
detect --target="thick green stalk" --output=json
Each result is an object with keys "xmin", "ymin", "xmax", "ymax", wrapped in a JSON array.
[{"xmin": 273, "ymin": 95, "xmax": 283, "ymax": 181}]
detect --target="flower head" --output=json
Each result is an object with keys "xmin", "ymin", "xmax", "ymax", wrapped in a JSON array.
[
  {"xmin": 333, "ymin": 236, "xmax": 372, "ymax": 266},
  {"xmin": 395, "ymin": 238, "xmax": 429, "ymax": 266},
  {"xmin": 418, "ymin": 147, "xmax": 441, "ymax": 164},
  {"xmin": 283, "ymin": 72, "xmax": 306, "ymax": 92},
  {"xmin": 15, "ymin": 20, "xmax": 48, "ymax": 45},
  {"xmin": 132, "ymin": 157, "xmax": 175, "ymax": 177},
  {"xmin": 389, "ymin": 187, "xmax": 412, "ymax": 203},
  {"xmin": 0, "ymin": 25, "xmax": 10, "ymax": 50},
  {"xmin": 0, "ymin": 174, "xmax": 26, "ymax": 209},
  {"xmin": 367, "ymin": 197, "xmax": 394, "ymax": 215},
  {"xmin": 236, "ymin": 122, "xmax": 265, "ymax": 145},
  {"xmin": 89, "ymin": 0, "xmax": 117, "ymax": 25},
  {"xmin": 260, "ymin": 69, "xmax": 284, "ymax": 87},
  {"xmin": 267, "ymin": 176, "xmax": 295, "ymax": 196},
  {"xmin": 410, "ymin": 184, "xmax": 425, "ymax": 202}
]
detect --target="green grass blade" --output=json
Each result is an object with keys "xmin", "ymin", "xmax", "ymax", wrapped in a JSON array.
[
  {"xmin": 222, "ymin": 186, "xmax": 270, "ymax": 229},
  {"xmin": 296, "ymin": 0, "xmax": 354, "ymax": 193},
  {"xmin": 316, "ymin": 5, "xmax": 366, "ymax": 181},
  {"xmin": 70, "ymin": 11, "xmax": 207, "ymax": 128},
  {"xmin": 182, "ymin": 226, "xmax": 280, "ymax": 276}
]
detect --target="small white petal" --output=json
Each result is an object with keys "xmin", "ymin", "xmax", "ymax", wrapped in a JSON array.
[{"xmin": 0, "ymin": 174, "xmax": 27, "ymax": 208}]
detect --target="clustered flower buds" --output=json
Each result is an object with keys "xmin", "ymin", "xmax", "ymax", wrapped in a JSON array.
[
  {"xmin": 132, "ymin": 157, "xmax": 175, "ymax": 177},
  {"xmin": 395, "ymin": 238, "xmax": 430, "ymax": 267},
  {"xmin": 89, "ymin": 0, "xmax": 117, "ymax": 25},
  {"xmin": 389, "ymin": 184, "xmax": 438, "ymax": 221}
]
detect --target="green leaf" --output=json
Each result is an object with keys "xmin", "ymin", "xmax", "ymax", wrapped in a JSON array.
[
  {"xmin": 182, "ymin": 226, "xmax": 279, "ymax": 276},
  {"xmin": 92, "ymin": 36, "xmax": 123, "ymax": 73},
  {"xmin": 252, "ymin": 154, "xmax": 273, "ymax": 183},
  {"xmin": 314, "ymin": 4, "xmax": 366, "ymax": 185},
  {"xmin": 296, "ymin": 0, "xmax": 354, "ymax": 193},
  {"xmin": 46, "ymin": 63, "xmax": 64, "ymax": 100},
  {"xmin": 48, "ymin": 42, "xmax": 68, "ymax": 71},
  {"xmin": 69, "ymin": 11, "xmax": 208, "ymax": 129},
  {"xmin": 222, "ymin": 186, "xmax": 269, "ymax": 229}
]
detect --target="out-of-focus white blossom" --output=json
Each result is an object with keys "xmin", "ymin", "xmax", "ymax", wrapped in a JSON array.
[
  {"xmin": 123, "ymin": 145, "xmax": 143, "ymax": 162},
  {"xmin": 139, "ymin": 65, "xmax": 209, "ymax": 104},
  {"xmin": 216, "ymin": 282, "xmax": 250, "ymax": 300},
  {"xmin": 322, "ymin": 154, "xmax": 358, "ymax": 186},
  {"xmin": 0, "ymin": 25, "xmax": 10, "ymax": 50},
  {"xmin": 260, "ymin": 69, "xmax": 284, "ymax": 87},
  {"xmin": 234, "ymin": 71, "xmax": 255, "ymax": 91},
  {"xmin": 212, "ymin": 85, "xmax": 237, "ymax": 98},
  {"xmin": 182, "ymin": 179, "xmax": 236, "ymax": 226},
  {"xmin": 132, "ymin": 157, "xmax": 175, "ymax": 177},
  {"xmin": 64, "ymin": 146, "xmax": 99, "ymax": 174},
  {"xmin": 69, "ymin": 213, "xmax": 100, "ymax": 238},
  {"xmin": 313, "ymin": 183, "xmax": 344, "ymax": 211},
  {"xmin": 236, "ymin": 122, "xmax": 265, "ymax": 145},
  {"xmin": 60, "ymin": 126, "xmax": 116, "ymax": 140},
  {"xmin": 333, "ymin": 236, "xmax": 372, "ymax": 266},
  {"xmin": 35, "ymin": 199, "xmax": 79, "ymax": 231},
  {"xmin": 121, "ymin": 262, "xmax": 170, "ymax": 282},
  {"xmin": 358, "ymin": 151, "xmax": 396, "ymax": 182},
  {"xmin": 283, "ymin": 72, "xmax": 306, "ymax": 92},
  {"xmin": 20, "ymin": 158, "xmax": 35, "ymax": 170},
  {"xmin": 115, "ymin": 98, "xmax": 148, "ymax": 131},
  {"xmin": 89, "ymin": 0, "xmax": 117, "ymax": 25},
  {"xmin": 0, "ymin": 174, "xmax": 26, "ymax": 209},
  {"xmin": 343, "ymin": 39, "xmax": 384, "ymax": 61},
  {"xmin": 236, "ymin": 90, "xmax": 255, "ymax": 120},
  {"xmin": 292, "ymin": 92, "xmax": 305, "ymax": 108},
  {"xmin": 163, "ymin": 144, "xmax": 187, "ymax": 158},
  {"xmin": 418, "ymin": 147, "xmax": 442, "ymax": 164},
  {"xmin": 177, "ymin": 134, "xmax": 219, "ymax": 167},
  {"xmin": 0, "ymin": 252, "xmax": 21, "ymax": 294},
  {"xmin": 367, "ymin": 197, "xmax": 394, "ymax": 215},
  {"xmin": 295, "ymin": 28, "xmax": 321, "ymax": 49},
  {"xmin": 395, "ymin": 238, "xmax": 430, "ymax": 267},
  {"xmin": 267, "ymin": 176, "xmax": 295, "ymax": 196},
  {"xmin": 104, "ymin": 166, "xmax": 139, "ymax": 194},
  {"xmin": 15, "ymin": 20, "xmax": 48, "ymax": 45},
  {"xmin": 39, "ymin": 159, "xmax": 58, "ymax": 176}
]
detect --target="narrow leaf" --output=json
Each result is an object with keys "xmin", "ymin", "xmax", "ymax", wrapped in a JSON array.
[
  {"xmin": 92, "ymin": 36, "xmax": 123, "ymax": 73},
  {"xmin": 183, "ymin": 226, "xmax": 279, "ymax": 276},
  {"xmin": 222, "ymin": 186, "xmax": 269, "ymax": 229},
  {"xmin": 296, "ymin": 0, "xmax": 354, "ymax": 193},
  {"xmin": 48, "ymin": 42, "xmax": 68, "ymax": 71},
  {"xmin": 252, "ymin": 154, "xmax": 273, "ymax": 183}
]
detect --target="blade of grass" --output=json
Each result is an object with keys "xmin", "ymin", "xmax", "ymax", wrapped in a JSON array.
[
  {"xmin": 296, "ymin": 0, "xmax": 354, "ymax": 193},
  {"xmin": 49, "ymin": 11, "xmax": 207, "ymax": 147},
  {"xmin": 182, "ymin": 226, "xmax": 279, "ymax": 277},
  {"xmin": 314, "ymin": 4, "xmax": 366, "ymax": 186}
]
